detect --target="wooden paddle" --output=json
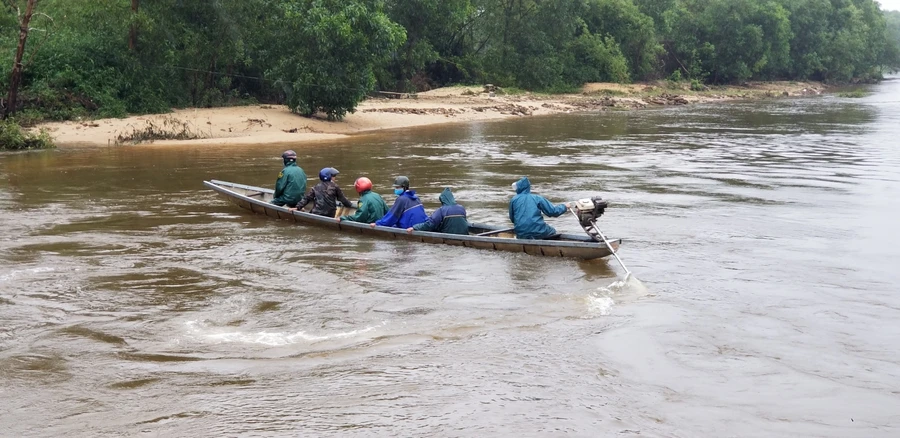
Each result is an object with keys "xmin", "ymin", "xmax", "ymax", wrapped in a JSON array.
[{"xmin": 475, "ymin": 227, "xmax": 515, "ymax": 237}]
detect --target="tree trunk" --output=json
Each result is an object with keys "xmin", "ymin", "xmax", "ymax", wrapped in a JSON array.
[
  {"xmin": 129, "ymin": 0, "xmax": 139, "ymax": 51},
  {"xmin": 3, "ymin": 0, "xmax": 37, "ymax": 120}
]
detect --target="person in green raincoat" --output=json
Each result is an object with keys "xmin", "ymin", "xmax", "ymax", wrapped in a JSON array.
[
  {"xmin": 271, "ymin": 150, "xmax": 307, "ymax": 208},
  {"xmin": 336, "ymin": 177, "xmax": 389, "ymax": 223}
]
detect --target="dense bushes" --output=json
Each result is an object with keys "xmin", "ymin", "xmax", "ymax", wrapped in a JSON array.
[
  {"xmin": 2, "ymin": 0, "xmax": 900, "ymax": 125},
  {"xmin": 0, "ymin": 120, "xmax": 53, "ymax": 150}
]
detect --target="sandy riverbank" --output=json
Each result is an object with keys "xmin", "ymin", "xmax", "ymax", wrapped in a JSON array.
[{"xmin": 37, "ymin": 81, "xmax": 827, "ymax": 148}]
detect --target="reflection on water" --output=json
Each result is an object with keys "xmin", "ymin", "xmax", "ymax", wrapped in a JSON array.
[{"xmin": 2, "ymin": 82, "xmax": 900, "ymax": 436}]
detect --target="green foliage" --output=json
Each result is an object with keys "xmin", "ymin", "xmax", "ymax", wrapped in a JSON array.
[
  {"xmin": 690, "ymin": 79, "xmax": 705, "ymax": 91},
  {"xmin": 837, "ymin": 90, "xmax": 869, "ymax": 98},
  {"xmin": 563, "ymin": 31, "xmax": 630, "ymax": 85},
  {"xmin": 665, "ymin": 0, "xmax": 792, "ymax": 83},
  {"xmin": 882, "ymin": 10, "xmax": 900, "ymax": 72},
  {"xmin": 2, "ymin": 0, "xmax": 900, "ymax": 123},
  {"xmin": 0, "ymin": 120, "xmax": 54, "ymax": 150},
  {"xmin": 582, "ymin": 0, "xmax": 663, "ymax": 80},
  {"xmin": 269, "ymin": 0, "xmax": 405, "ymax": 120},
  {"xmin": 380, "ymin": 0, "xmax": 473, "ymax": 91}
]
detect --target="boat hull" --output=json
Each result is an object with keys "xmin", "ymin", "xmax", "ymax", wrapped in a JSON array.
[{"xmin": 205, "ymin": 180, "xmax": 621, "ymax": 260}]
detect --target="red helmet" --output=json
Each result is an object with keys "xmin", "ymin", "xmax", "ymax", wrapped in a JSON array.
[{"xmin": 354, "ymin": 177, "xmax": 373, "ymax": 193}]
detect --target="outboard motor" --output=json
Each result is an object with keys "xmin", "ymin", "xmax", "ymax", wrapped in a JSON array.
[{"xmin": 573, "ymin": 196, "xmax": 608, "ymax": 242}]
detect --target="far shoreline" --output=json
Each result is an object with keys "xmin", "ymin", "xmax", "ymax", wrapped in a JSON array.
[{"xmin": 36, "ymin": 81, "xmax": 831, "ymax": 149}]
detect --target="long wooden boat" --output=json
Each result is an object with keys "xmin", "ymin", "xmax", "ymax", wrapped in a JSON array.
[{"xmin": 204, "ymin": 180, "xmax": 623, "ymax": 260}]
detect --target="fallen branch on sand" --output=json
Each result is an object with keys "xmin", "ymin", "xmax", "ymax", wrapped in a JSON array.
[{"xmin": 113, "ymin": 116, "xmax": 208, "ymax": 145}]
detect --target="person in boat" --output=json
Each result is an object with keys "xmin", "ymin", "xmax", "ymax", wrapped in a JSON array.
[
  {"xmin": 406, "ymin": 187, "xmax": 468, "ymax": 235},
  {"xmin": 292, "ymin": 167, "xmax": 353, "ymax": 217},
  {"xmin": 337, "ymin": 177, "xmax": 389, "ymax": 223},
  {"xmin": 271, "ymin": 150, "xmax": 307, "ymax": 208},
  {"xmin": 509, "ymin": 176, "xmax": 570, "ymax": 239},
  {"xmin": 370, "ymin": 176, "xmax": 427, "ymax": 229}
]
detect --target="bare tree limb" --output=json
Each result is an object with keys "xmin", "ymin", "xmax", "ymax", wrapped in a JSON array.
[{"xmin": 4, "ymin": 0, "xmax": 37, "ymax": 120}]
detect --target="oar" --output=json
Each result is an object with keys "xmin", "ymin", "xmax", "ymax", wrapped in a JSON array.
[
  {"xmin": 568, "ymin": 208, "xmax": 632, "ymax": 281},
  {"xmin": 475, "ymin": 227, "xmax": 515, "ymax": 237}
]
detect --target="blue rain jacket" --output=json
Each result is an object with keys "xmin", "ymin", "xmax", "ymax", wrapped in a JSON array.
[
  {"xmin": 413, "ymin": 188, "xmax": 469, "ymax": 234},
  {"xmin": 508, "ymin": 177, "xmax": 568, "ymax": 239},
  {"xmin": 375, "ymin": 190, "xmax": 428, "ymax": 228}
]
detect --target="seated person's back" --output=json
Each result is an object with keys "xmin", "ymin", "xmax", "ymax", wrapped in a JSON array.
[
  {"xmin": 411, "ymin": 187, "xmax": 468, "ymax": 234},
  {"xmin": 271, "ymin": 150, "xmax": 307, "ymax": 208},
  {"xmin": 296, "ymin": 167, "xmax": 352, "ymax": 217},
  {"xmin": 339, "ymin": 177, "xmax": 389, "ymax": 223},
  {"xmin": 509, "ymin": 176, "xmax": 568, "ymax": 239}
]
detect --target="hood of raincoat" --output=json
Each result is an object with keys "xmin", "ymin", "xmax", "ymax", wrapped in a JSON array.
[
  {"xmin": 439, "ymin": 187, "xmax": 457, "ymax": 206},
  {"xmin": 514, "ymin": 177, "xmax": 531, "ymax": 195},
  {"xmin": 400, "ymin": 189, "xmax": 420, "ymax": 201}
]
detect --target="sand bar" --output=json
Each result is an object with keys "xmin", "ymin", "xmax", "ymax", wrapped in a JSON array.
[{"xmin": 36, "ymin": 81, "xmax": 826, "ymax": 148}]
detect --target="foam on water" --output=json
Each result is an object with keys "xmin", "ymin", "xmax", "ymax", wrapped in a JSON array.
[
  {"xmin": 184, "ymin": 320, "xmax": 388, "ymax": 346},
  {"xmin": 584, "ymin": 275, "xmax": 650, "ymax": 316},
  {"xmin": 0, "ymin": 267, "xmax": 55, "ymax": 283},
  {"xmin": 599, "ymin": 275, "xmax": 649, "ymax": 295},
  {"xmin": 586, "ymin": 295, "xmax": 615, "ymax": 316}
]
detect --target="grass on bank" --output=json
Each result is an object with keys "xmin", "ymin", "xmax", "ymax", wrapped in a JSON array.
[
  {"xmin": 837, "ymin": 90, "xmax": 869, "ymax": 98},
  {"xmin": 0, "ymin": 120, "xmax": 54, "ymax": 150}
]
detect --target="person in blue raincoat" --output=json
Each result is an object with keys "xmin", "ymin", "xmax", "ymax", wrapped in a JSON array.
[
  {"xmin": 406, "ymin": 187, "xmax": 468, "ymax": 235},
  {"xmin": 370, "ymin": 176, "xmax": 428, "ymax": 229},
  {"xmin": 509, "ymin": 176, "xmax": 570, "ymax": 239}
]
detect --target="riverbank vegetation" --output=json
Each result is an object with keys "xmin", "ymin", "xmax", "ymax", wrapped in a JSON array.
[
  {"xmin": 0, "ymin": 119, "xmax": 52, "ymax": 150},
  {"xmin": 2, "ymin": 0, "xmax": 900, "ymax": 142}
]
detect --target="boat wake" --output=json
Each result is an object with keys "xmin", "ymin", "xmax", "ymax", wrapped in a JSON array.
[
  {"xmin": 602, "ymin": 275, "xmax": 649, "ymax": 295},
  {"xmin": 586, "ymin": 276, "xmax": 650, "ymax": 316},
  {"xmin": 184, "ymin": 320, "xmax": 388, "ymax": 346},
  {"xmin": 585, "ymin": 295, "xmax": 616, "ymax": 316}
]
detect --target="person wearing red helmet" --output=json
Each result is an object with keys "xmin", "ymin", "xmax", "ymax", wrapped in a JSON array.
[{"xmin": 336, "ymin": 176, "xmax": 389, "ymax": 224}]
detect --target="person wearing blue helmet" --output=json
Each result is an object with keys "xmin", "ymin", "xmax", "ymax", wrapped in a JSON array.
[
  {"xmin": 271, "ymin": 150, "xmax": 307, "ymax": 208},
  {"xmin": 292, "ymin": 167, "xmax": 352, "ymax": 217},
  {"xmin": 371, "ymin": 175, "xmax": 427, "ymax": 229},
  {"xmin": 508, "ymin": 176, "xmax": 571, "ymax": 239}
]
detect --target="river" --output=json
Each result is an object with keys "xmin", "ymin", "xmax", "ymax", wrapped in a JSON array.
[{"xmin": 1, "ymin": 80, "xmax": 899, "ymax": 437}]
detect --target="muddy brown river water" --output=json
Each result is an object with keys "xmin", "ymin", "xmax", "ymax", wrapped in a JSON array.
[{"xmin": 2, "ymin": 79, "xmax": 899, "ymax": 437}]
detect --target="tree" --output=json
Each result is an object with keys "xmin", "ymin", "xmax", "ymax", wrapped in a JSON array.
[
  {"xmin": 269, "ymin": 0, "xmax": 405, "ymax": 120},
  {"xmin": 3, "ymin": 0, "xmax": 37, "ymax": 119},
  {"xmin": 380, "ymin": 0, "xmax": 474, "ymax": 91},
  {"xmin": 128, "ymin": 0, "xmax": 138, "ymax": 51},
  {"xmin": 885, "ymin": 10, "xmax": 900, "ymax": 72},
  {"xmin": 582, "ymin": 0, "xmax": 663, "ymax": 80}
]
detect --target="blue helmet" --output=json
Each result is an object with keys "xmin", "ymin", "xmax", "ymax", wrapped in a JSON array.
[{"xmin": 318, "ymin": 167, "xmax": 339, "ymax": 181}]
